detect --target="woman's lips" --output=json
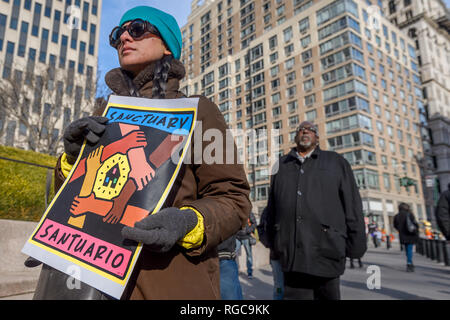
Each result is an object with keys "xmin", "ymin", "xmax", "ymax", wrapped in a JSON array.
[{"xmin": 121, "ymin": 47, "xmax": 135, "ymax": 55}]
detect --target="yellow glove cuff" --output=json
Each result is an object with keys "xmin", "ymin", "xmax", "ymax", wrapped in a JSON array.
[
  {"xmin": 61, "ymin": 153, "xmax": 74, "ymax": 178},
  {"xmin": 177, "ymin": 206, "xmax": 205, "ymax": 250}
]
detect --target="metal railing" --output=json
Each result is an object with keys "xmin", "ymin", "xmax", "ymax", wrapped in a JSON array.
[{"xmin": 416, "ymin": 237, "xmax": 450, "ymax": 266}]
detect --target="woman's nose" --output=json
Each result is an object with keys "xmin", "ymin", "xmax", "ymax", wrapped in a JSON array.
[{"xmin": 119, "ymin": 29, "xmax": 133, "ymax": 44}]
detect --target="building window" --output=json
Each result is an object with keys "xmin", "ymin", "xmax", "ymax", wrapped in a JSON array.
[
  {"xmin": 31, "ymin": 2, "xmax": 42, "ymax": 36},
  {"xmin": 71, "ymin": 29, "xmax": 78, "ymax": 50},
  {"xmin": 3, "ymin": 41, "xmax": 15, "ymax": 79},
  {"xmin": 301, "ymin": 49, "xmax": 312, "ymax": 62},
  {"xmin": 319, "ymin": 31, "xmax": 362, "ymax": 55},
  {"xmin": 82, "ymin": 1, "xmax": 89, "ymax": 31},
  {"xmin": 328, "ymin": 132, "xmax": 374, "ymax": 150},
  {"xmin": 318, "ymin": 15, "xmax": 360, "ymax": 41},
  {"xmin": 44, "ymin": 0, "xmax": 52, "ymax": 18},
  {"xmin": 24, "ymin": 0, "xmax": 32, "ymax": 10},
  {"xmin": 306, "ymin": 109, "xmax": 317, "ymax": 121},
  {"xmin": 298, "ymin": 17, "xmax": 309, "ymax": 33},
  {"xmin": 78, "ymin": 41, "xmax": 86, "ymax": 74},
  {"xmin": 304, "ymin": 93, "xmax": 316, "ymax": 106},
  {"xmin": 283, "ymin": 26, "xmax": 293, "ymax": 42},
  {"xmin": 301, "ymin": 35, "xmax": 311, "ymax": 47},
  {"xmin": 353, "ymin": 169, "xmax": 380, "ymax": 190},
  {"xmin": 92, "ymin": 0, "xmax": 98, "ymax": 15},
  {"xmin": 285, "ymin": 57, "xmax": 295, "ymax": 69},
  {"xmin": 316, "ymin": 0, "xmax": 359, "ymax": 26},
  {"xmin": 18, "ymin": 21, "xmax": 29, "ymax": 57},
  {"xmin": 388, "ymin": 0, "xmax": 396, "ymax": 14},
  {"xmin": 59, "ymin": 35, "xmax": 68, "ymax": 68},
  {"xmin": 52, "ymin": 10, "xmax": 61, "ymax": 43},
  {"xmin": 10, "ymin": 0, "xmax": 21, "ymax": 30},
  {"xmin": 39, "ymin": 29, "xmax": 49, "ymax": 63}
]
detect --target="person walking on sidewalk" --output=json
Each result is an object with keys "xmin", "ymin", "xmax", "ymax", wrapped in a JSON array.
[
  {"xmin": 236, "ymin": 212, "xmax": 257, "ymax": 279},
  {"xmin": 218, "ymin": 234, "xmax": 243, "ymax": 300},
  {"xmin": 264, "ymin": 121, "xmax": 367, "ymax": 300},
  {"xmin": 394, "ymin": 203, "xmax": 419, "ymax": 272},
  {"xmin": 435, "ymin": 183, "xmax": 450, "ymax": 241}
]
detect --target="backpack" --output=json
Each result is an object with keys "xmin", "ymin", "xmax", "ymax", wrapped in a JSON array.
[{"xmin": 405, "ymin": 212, "xmax": 417, "ymax": 234}]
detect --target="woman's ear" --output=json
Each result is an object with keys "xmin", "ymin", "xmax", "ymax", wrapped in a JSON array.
[{"xmin": 163, "ymin": 48, "xmax": 172, "ymax": 55}]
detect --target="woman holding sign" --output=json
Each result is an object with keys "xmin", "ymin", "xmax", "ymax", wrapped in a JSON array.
[{"xmin": 33, "ymin": 6, "xmax": 251, "ymax": 300}]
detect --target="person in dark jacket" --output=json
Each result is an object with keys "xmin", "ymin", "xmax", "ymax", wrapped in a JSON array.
[
  {"xmin": 236, "ymin": 212, "xmax": 257, "ymax": 279},
  {"xmin": 394, "ymin": 203, "xmax": 419, "ymax": 272},
  {"xmin": 265, "ymin": 121, "xmax": 367, "ymax": 300},
  {"xmin": 218, "ymin": 234, "xmax": 243, "ymax": 300},
  {"xmin": 435, "ymin": 183, "xmax": 450, "ymax": 240}
]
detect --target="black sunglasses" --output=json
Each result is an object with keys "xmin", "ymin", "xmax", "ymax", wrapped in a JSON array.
[
  {"xmin": 297, "ymin": 126, "xmax": 318, "ymax": 134},
  {"xmin": 109, "ymin": 19, "xmax": 162, "ymax": 48}
]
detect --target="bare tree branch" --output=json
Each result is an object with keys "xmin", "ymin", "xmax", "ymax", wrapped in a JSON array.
[{"xmin": 0, "ymin": 62, "xmax": 97, "ymax": 155}]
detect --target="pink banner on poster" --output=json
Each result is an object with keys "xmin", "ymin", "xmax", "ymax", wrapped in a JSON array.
[{"xmin": 34, "ymin": 219, "xmax": 132, "ymax": 278}]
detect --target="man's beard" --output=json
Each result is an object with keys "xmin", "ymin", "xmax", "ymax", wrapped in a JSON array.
[
  {"xmin": 298, "ymin": 137, "xmax": 312, "ymax": 148},
  {"xmin": 299, "ymin": 141, "xmax": 312, "ymax": 148}
]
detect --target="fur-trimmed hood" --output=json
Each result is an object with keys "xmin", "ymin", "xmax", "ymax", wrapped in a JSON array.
[{"xmin": 104, "ymin": 59, "xmax": 186, "ymax": 98}]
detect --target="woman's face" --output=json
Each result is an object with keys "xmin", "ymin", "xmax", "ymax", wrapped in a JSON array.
[{"xmin": 117, "ymin": 21, "xmax": 171, "ymax": 76}]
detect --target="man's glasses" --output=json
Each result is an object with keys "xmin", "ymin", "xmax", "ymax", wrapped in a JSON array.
[
  {"xmin": 109, "ymin": 19, "xmax": 162, "ymax": 48},
  {"xmin": 298, "ymin": 126, "xmax": 318, "ymax": 134}
]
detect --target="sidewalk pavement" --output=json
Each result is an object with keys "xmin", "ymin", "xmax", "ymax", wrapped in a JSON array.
[
  {"xmin": 239, "ymin": 241, "xmax": 450, "ymax": 300},
  {"xmin": 3, "ymin": 241, "xmax": 449, "ymax": 300}
]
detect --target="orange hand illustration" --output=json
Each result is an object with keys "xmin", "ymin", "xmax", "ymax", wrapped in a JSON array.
[
  {"xmin": 86, "ymin": 145, "xmax": 103, "ymax": 171},
  {"xmin": 70, "ymin": 193, "xmax": 113, "ymax": 216},
  {"xmin": 128, "ymin": 147, "xmax": 155, "ymax": 191},
  {"xmin": 79, "ymin": 145, "xmax": 104, "ymax": 197}
]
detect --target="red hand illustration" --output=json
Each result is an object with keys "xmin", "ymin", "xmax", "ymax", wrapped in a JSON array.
[
  {"xmin": 103, "ymin": 179, "xmax": 136, "ymax": 224},
  {"xmin": 69, "ymin": 131, "xmax": 147, "ymax": 184},
  {"xmin": 101, "ymin": 130, "xmax": 147, "ymax": 161}
]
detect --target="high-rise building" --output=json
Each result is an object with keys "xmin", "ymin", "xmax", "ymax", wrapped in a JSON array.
[
  {"xmin": 382, "ymin": 0, "xmax": 450, "ymax": 228},
  {"xmin": 0, "ymin": 0, "xmax": 102, "ymax": 155},
  {"xmin": 180, "ymin": 0, "xmax": 428, "ymax": 232}
]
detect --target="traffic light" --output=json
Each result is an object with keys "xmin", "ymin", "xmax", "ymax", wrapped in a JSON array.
[{"xmin": 399, "ymin": 177, "xmax": 416, "ymax": 189}]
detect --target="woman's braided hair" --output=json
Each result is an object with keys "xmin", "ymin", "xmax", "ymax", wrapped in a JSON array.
[{"xmin": 152, "ymin": 54, "xmax": 173, "ymax": 99}]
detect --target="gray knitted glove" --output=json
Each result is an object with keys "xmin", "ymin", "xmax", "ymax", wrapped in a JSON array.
[
  {"xmin": 121, "ymin": 207, "xmax": 198, "ymax": 252},
  {"xmin": 63, "ymin": 116, "xmax": 109, "ymax": 164}
]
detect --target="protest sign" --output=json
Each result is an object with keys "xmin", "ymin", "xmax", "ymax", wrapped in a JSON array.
[{"xmin": 22, "ymin": 95, "xmax": 198, "ymax": 299}]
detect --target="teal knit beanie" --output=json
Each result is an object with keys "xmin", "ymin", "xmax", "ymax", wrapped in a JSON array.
[{"xmin": 119, "ymin": 6, "xmax": 182, "ymax": 60}]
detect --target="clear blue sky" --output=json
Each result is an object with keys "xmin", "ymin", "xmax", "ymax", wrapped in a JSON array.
[{"xmin": 96, "ymin": 0, "xmax": 192, "ymax": 96}]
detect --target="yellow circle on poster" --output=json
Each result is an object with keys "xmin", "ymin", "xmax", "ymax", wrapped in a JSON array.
[{"xmin": 94, "ymin": 153, "xmax": 130, "ymax": 200}]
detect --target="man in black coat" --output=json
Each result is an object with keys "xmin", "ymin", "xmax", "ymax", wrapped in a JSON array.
[
  {"xmin": 265, "ymin": 121, "xmax": 367, "ymax": 300},
  {"xmin": 435, "ymin": 183, "xmax": 450, "ymax": 240}
]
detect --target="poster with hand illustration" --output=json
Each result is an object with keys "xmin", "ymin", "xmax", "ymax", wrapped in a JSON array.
[{"xmin": 22, "ymin": 96, "xmax": 198, "ymax": 299}]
